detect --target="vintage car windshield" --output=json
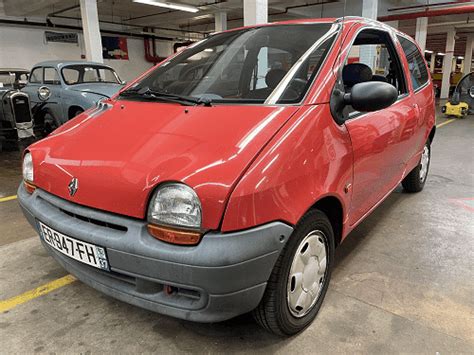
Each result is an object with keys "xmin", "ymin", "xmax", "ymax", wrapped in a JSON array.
[
  {"xmin": 61, "ymin": 65, "xmax": 122, "ymax": 85},
  {"xmin": 0, "ymin": 71, "xmax": 28, "ymax": 88},
  {"xmin": 129, "ymin": 23, "xmax": 336, "ymax": 104}
]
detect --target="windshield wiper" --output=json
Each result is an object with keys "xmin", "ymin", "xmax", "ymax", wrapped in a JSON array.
[{"xmin": 120, "ymin": 87, "xmax": 212, "ymax": 106}]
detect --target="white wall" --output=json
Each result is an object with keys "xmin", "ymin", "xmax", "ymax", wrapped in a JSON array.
[{"xmin": 0, "ymin": 25, "xmax": 173, "ymax": 81}]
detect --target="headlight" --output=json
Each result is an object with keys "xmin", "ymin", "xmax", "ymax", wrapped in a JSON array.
[
  {"xmin": 148, "ymin": 183, "xmax": 202, "ymax": 230},
  {"xmin": 38, "ymin": 86, "xmax": 51, "ymax": 101},
  {"xmin": 22, "ymin": 152, "xmax": 34, "ymax": 182}
]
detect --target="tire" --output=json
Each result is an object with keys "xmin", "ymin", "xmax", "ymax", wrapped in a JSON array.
[
  {"xmin": 402, "ymin": 141, "xmax": 431, "ymax": 193},
  {"xmin": 43, "ymin": 112, "xmax": 61, "ymax": 136},
  {"xmin": 253, "ymin": 209, "xmax": 335, "ymax": 336},
  {"xmin": 70, "ymin": 108, "xmax": 83, "ymax": 119},
  {"xmin": 0, "ymin": 139, "xmax": 19, "ymax": 151}
]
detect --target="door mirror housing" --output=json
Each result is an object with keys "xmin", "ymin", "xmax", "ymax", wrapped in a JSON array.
[{"xmin": 344, "ymin": 81, "xmax": 398, "ymax": 113}]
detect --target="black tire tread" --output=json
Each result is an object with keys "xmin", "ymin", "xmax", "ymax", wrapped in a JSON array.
[
  {"xmin": 402, "ymin": 142, "xmax": 430, "ymax": 193},
  {"xmin": 252, "ymin": 210, "xmax": 333, "ymax": 336}
]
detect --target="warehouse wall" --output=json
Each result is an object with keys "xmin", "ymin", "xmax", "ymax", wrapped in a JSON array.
[{"xmin": 0, "ymin": 25, "xmax": 174, "ymax": 81}]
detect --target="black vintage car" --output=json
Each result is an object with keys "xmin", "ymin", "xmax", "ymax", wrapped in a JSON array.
[{"xmin": 0, "ymin": 68, "xmax": 53, "ymax": 151}]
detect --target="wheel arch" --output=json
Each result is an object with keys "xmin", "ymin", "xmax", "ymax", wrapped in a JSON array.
[
  {"xmin": 308, "ymin": 195, "xmax": 344, "ymax": 247},
  {"xmin": 428, "ymin": 125, "xmax": 436, "ymax": 143},
  {"xmin": 68, "ymin": 105, "xmax": 84, "ymax": 119}
]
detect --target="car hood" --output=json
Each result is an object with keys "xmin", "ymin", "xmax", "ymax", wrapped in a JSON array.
[
  {"xmin": 69, "ymin": 83, "xmax": 123, "ymax": 98},
  {"xmin": 29, "ymin": 100, "xmax": 299, "ymax": 229}
]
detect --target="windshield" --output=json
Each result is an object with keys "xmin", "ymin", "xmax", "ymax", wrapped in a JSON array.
[
  {"xmin": 61, "ymin": 65, "xmax": 122, "ymax": 85},
  {"xmin": 129, "ymin": 23, "xmax": 336, "ymax": 104},
  {"xmin": 0, "ymin": 72, "xmax": 28, "ymax": 88}
]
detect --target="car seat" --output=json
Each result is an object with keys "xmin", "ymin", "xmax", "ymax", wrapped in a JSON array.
[
  {"xmin": 246, "ymin": 69, "xmax": 287, "ymax": 99},
  {"xmin": 342, "ymin": 63, "xmax": 373, "ymax": 90}
]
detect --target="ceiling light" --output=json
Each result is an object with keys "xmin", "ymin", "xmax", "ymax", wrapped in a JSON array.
[
  {"xmin": 133, "ymin": 0, "xmax": 199, "ymax": 13},
  {"xmin": 437, "ymin": 52, "xmax": 446, "ymax": 56},
  {"xmin": 424, "ymin": 50, "xmax": 433, "ymax": 54},
  {"xmin": 458, "ymin": 56, "xmax": 464, "ymax": 59}
]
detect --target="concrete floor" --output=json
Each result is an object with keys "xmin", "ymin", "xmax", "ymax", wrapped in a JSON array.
[{"xmin": 0, "ymin": 111, "xmax": 473, "ymax": 353}]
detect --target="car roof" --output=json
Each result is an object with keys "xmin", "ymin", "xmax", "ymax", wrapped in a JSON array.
[
  {"xmin": 220, "ymin": 16, "xmax": 407, "ymax": 39},
  {"xmin": 0, "ymin": 68, "xmax": 29, "ymax": 73},
  {"xmin": 32, "ymin": 60, "xmax": 115, "ymax": 70}
]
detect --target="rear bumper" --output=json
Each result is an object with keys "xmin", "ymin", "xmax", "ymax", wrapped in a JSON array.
[{"xmin": 18, "ymin": 184, "xmax": 293, "ymax": 322}]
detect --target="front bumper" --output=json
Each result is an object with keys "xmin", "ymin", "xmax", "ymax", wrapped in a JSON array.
[{"xmin": 18, "ymin": 184, "xmax": 293, "ymax": 322}]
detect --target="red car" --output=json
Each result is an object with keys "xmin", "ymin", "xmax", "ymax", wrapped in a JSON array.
[{"xmin": 19, "ymin": 17, "xmax": 435, "ymax": 335}]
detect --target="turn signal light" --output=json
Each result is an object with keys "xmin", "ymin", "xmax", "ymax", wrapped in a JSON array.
[
  {"xmin": 24, "ymin": 180, "xmax": 36, "ymax": 194},
  {"xmin": 147, "ymin": 224, "xmax": 202, "ymax": 245}
]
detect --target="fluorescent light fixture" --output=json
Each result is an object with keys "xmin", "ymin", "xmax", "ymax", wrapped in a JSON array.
[
  {"xmin": 133, "ymin": 0, "xmax": 199, "ymax": 13},
  {"xmin": 437, "ymin": 52, "xmax": 446, "ymax": 56},
  {"xmin": 424, "ymin": 50, "xmax": 433, "ymax": 54},
  {"xmin": 204, "ymin": 48, "xmax": 214, "ymax": 52},
  {"xmin": 458, "ymin": 56, "xmax": 464, "ymax": 59}
]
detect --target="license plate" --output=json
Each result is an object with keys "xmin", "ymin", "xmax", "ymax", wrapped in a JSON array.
[{"xmin": 38, "ymin": 221, "xmax": 109, "ymax": 271}]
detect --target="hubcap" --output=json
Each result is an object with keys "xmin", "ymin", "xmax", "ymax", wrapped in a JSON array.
[
  {"xmin": 287, "ymin": 230, "xmax": 328, "ymax": 318},
  {"xmin": 419, "ymin": 145, "xmax": 430, "ymax": 182}
]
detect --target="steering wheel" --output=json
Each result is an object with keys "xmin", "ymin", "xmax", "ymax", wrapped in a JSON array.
[{"xmin": 289, "ymin": 78, "xmax": 308, "ymax": 95}]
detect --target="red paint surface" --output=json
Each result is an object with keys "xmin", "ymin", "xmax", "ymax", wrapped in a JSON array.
[{"xmin": 27, "ymin": 18, "xmax": 435, "ymax": 240}]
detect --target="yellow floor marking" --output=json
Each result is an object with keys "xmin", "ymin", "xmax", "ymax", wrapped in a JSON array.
[
  {"xmin": 0, "ymin": 195, "xmax": 17, "ymax": 203},
  {"xmin": 437, "ymin": 118, "xmax": 456, "ymax": 128},
  {"xmin": 0, "ymin": 274, "xmax": 76, "ymax": 313}
]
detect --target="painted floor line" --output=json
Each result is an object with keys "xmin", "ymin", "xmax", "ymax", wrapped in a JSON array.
[
  {"xmin": 436, "ymin": 118, "xmax": 456, "ymax": 128},
  {"xmin": 0, "ymin": 195, "xmax": 17, "ymax": 203},
  {"xmin": 0, "ymin": 274, "xmax": 76, "ymax": 313}
]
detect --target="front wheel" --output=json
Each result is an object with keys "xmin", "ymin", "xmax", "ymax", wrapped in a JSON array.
[
  {"xmin": 402, "ymin": 141, "xmax": 431, "ymax": 192},
  {"xmin": 253, "ymin": 209, "xmax": 335, "ymax": 336},
  {"xmin": 70, "ymin": 108, "xmax": 84, "ymax": 119}
]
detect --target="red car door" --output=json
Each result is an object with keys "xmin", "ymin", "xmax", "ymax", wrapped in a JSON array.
[
  {"xmin": 396, "ymin": 35, "xmax": 434, "ymax": 168},
  {"xmin": 339, "ymin": 27, "xmax": 417, "ymax": 226}
]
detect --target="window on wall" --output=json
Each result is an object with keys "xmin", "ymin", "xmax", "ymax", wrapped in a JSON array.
[
  {"xmin": 397, "ymin": 36, "xmax": 429, "ymax": 90},
  {"xmin": 29, "ymin": 68, "xmax": 43, "ymax": 84}
]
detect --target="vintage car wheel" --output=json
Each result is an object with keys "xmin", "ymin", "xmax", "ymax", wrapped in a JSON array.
[
  {"xmin": 253, "ymin": 209, "xmax": 334, "ymax": 336},
  {"xmin": 402, "ymin": 141, "xmax": 431, "ymax": 193},
  {"xmin": 70, "ymin": 108, "xmax": 84, "ymax": 119},
  {"xmin": 42, "ymin": 112, "xmax": 61, "ymax": 136}
]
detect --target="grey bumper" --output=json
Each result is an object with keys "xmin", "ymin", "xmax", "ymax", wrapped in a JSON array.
[{"xmin": 18, "ymin": 184, "xmax": 293, "ymax": 322}]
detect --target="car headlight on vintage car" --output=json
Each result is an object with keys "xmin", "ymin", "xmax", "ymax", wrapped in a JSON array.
[
  {"xmin": 22, "ymin": 152, "xmax": 36, "ymax": 193},
  {"xmin": 37, "ymin": 86, "xmax": 51, "ymax": 101},
  {"xmin": 147, "ymin": 183, "xmax": 202, "ymax": 245}
]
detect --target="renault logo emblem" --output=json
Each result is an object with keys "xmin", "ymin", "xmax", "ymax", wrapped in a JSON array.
[{"xmin": 68, "ymin": 177, "xmax": 78, "ymax": 197}]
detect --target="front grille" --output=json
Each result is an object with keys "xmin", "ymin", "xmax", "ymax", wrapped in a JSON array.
[
  {"xmin": 59, "ymin": 208, "xmax": 128, "ymax": 232},
  {"xmin": 11, "ymin": 94, "xmax": 32, "ymax": 123}
]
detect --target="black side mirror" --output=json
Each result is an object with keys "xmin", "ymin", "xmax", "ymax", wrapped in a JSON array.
[{"xmin": 344, "ymin": 81, "xmax": 398, "ymax": 113}]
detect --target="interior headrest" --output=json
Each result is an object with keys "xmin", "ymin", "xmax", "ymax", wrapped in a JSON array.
[
  {"xmin": 342, "ymin": 63, "xmax": 373, "ymax": 87},
  {"xmin": 371, "ymin": 74, "xmax": 388, "ymax": 83},
  {"xmin": 265, "ymin": 69, "xmax": 287, "ymax": 89}
]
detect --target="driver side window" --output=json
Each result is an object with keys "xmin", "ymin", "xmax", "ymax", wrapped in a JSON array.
[{"xmin": 342, "ymin": 29, "xmax": 407, "ymax": 117}]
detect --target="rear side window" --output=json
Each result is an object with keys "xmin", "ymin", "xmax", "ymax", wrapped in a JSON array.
[
  {"xmin": 44, "ymin": 67, "xmax": 60, "ymax": 85},
  {"xmin": 397, "ymin": 36, "xmax": 429, "ymax": 90}
]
